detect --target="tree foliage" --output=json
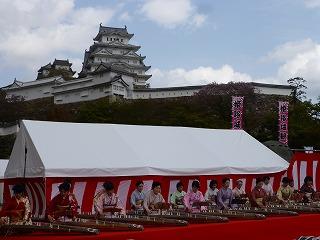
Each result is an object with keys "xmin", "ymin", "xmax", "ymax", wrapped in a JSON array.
[{"xmin": 0, "ymin": 82, "xmax": 319, "ymax": 159}]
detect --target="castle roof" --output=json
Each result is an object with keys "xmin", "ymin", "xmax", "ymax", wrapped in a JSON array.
[
  {"xmin": 93, "ymin": 25, "xmax": 134, "ymax": 41},
  {"xmin": 53, "ymin": 59, "xmax": 72, "ymax": 67},
  {"xmin": 2, "ymin": 76, "xmax": 65, "ymax": 91},
  {"xmin": 38, "ymin": 63, "xmax": 52, "ymax": 72}
]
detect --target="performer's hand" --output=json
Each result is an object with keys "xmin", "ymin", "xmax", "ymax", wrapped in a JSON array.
[
  {"xmin": 0, "ymin": 217, "xmax": 7, "ymax": 225},
  {"xmin": 72, "ymin": 216, "xmax": 77, "ymax": 222},
  {"xmin": 47, "ymin": 215, "xmax": 55, "ymax": 223}
]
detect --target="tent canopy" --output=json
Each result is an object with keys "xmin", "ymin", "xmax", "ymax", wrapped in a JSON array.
[
  {"xmin": 0, "ymin": 160, "xmax": 8, "ymax": 179},
  {"xmin": 5, "ymin": 120, "xmax": 289, "ymax": 178}
]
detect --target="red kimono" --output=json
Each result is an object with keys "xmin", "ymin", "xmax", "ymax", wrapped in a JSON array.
[
  {"xmin": 46, "ymin": 193, "xmax": 78, "ymax": 219},
  {"xmin": 0, "ymin": 196, "xmax": 31, "ymax": 224},
  {"xmin": 250, "ymin": 187, "xmax": 267, "ymax": 207}
]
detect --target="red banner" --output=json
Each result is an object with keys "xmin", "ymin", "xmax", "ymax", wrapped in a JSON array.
[
  {"xmin": 231, "ymin": 96, "xmax": 244, "ymax": 130},
  {"xmin": 278, "ymin": 101, "xmax": 289, "ymax": 145}
]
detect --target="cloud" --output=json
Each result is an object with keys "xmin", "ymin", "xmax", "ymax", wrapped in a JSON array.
[
  {"xmin": 119, "ymin": 11, "xmax": 131, "ymax": 21},
  {"xmin": 150, "ymin": 65, "xmax": 253, "ymax": 87},
  {"xmin": 150, "ymin": 38, "xmax": 320, "ymax": 101},
  {"xmin": 0, "ymin": 0, "xmax": 114, "ymax": 80},
  {"xmin": 140, "ymin": 0, "xmax": 206, "ymax": 28},
  {"xmin": 304, "ymin": 0, "xmax": 320, "ymax": 8},
  {"xmin": 265, "ymin": 39, "xmax": 320, "ymax": 100},
  {"xmin": 264, "ymin": 39, "xmax": 316, "ymax": 62}
]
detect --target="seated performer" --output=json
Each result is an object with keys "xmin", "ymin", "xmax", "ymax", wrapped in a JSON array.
[
  {"xmin": 0, "ymin": 183, "xmax": 31, "ymax": 225},
  {"xmin": 130, "ymin": 180, "xmax": 145, "ymax": 210},
  {"xmin": 143, "ymin": 182, "xmax": 165, "ymax": 214},
  {"xmin": 170, "ymin": 182, "xmax": 186, "ymax": 209},
  {"xmin": 94, "ymin": 181, "xmax": 123, "ymax": 216},
  {"xmin": 300, "ymin": 176, "xmax": 315, "ymax": 202},
  {"xmin": 250, "ymin": 178, "xmax": 267, "ymax": 208},
  {"xmin": 204, "ymin": 179, "xmax": 218, "ymax": 205},
  {"xmin": 276, "ymin": 177, "xmax": 293, "ymax": 203},
  {"xmin": 47, "ymin": 180, "xmax": 78, "ymax": 222},
  {"xmin": 262, "ymin": 176, "xmax": 274, "ymax": 197},
  {"xmin": 232, "ymin": 180, "xmax": 247, "ymax": 204},
  {"xmin": 184, "ymin": 180, "xmax": 205, "ymax": 212},
  {"xmin": 289, "ymin": 178, "xmax": 295, "ymax": 190},
  {"xmin": 217, "ymin": 178, "xmax": 233, "ymax": 210}
]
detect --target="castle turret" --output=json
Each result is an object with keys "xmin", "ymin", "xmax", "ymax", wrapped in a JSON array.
[{"xmin": 37, "ymin": 59, "xmax": 75, "ymax": 80}]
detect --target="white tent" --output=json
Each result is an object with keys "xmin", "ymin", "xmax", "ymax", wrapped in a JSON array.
[
  {"xmin": 0, "ymin": 160, "xmax": 8, "ymax": 179},
  {"xmin": 5, "ymin": 120, "xmax": 289, "ymax": 178},
  {"xmin": 0, "ymin": 159, "xmax": 8, "ymax": 204}
]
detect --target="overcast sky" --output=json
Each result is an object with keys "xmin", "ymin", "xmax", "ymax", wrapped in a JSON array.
[{"xmin": 0, "ymin": 0, "xmax": 319, "ymax": 100}]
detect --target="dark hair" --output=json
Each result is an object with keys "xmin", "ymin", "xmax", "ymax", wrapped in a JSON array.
[
  {"xmin": 256, "ymin": 178, "xmax": 264, "ymax": 184},
  {"xmin": 191, "ymin": 180, "xmax": 200, "ymax": 189},
  {"xmin": 209, "ymin": 179, "xmax": 217, "ymax": 188},
  {"xmin": 58, "ymin": 180, "xmax": 71, "ymax": 191},
  {"xmin": 304, "ymin": 176, "xmax": 313, "ymax": 184},
  {"xmin": 176, "ymin": 182, "xmax": 183, "ymax": 189},
  {"xmin": 12, "ymin": 183, "xmax": 26, "ymax": 194},
  {"xmin": 152, "ymin": 182, "xmax": 161, "ymax": 189},
  {"xmin": 136, "ymin": 180, "xmax": 143, "ymax": 187},
  {"xmin": 222, "ymin": 178, "xmax": 230, "ymax": 184},
  {"xmin": 282, "ymin": 177, "xmax": 290, "ymax": 184},
  {"xmin": 103, "ymin": 181, "xmax": 114, "ymax": 191},
  {"xmin": 263, "ymin": 176, "xmax": 270, "ymax": 181}
]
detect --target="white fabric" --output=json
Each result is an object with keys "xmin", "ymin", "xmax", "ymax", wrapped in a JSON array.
[
  {"xmin": 0, "ymin": 160, "xmax": 8, "ymax": 178},
  {"xmin": 0, "ymin": 160, "xmax": 8, "ymax": 204},
  {"xmin": 5, "ymin": 120, "xmax": 289, "ymax": 178}
]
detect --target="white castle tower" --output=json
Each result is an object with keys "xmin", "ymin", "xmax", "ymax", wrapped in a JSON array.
[{"xmin": 80, "ymin": 24, "xmax": 151, "ymax": 89}]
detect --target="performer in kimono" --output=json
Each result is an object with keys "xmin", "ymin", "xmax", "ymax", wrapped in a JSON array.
[
  {"xmin": 170, "ymin": 182, "xmax": 186, "ymax": 209},
  {"xmin": 0, "ymin": 183, "xmax": 31, "ymax": 225},
  {"xmin": 184, "ymin": 180, "xmax": 205, "ymax": 213},
  {"xmin": 250, "ymin": 178, "xmax": 267, "ymax": 208},
  {"xmin": 46, "ymin": 180, "xmax": 78, "ymax": 222},
  {"xmin": 276, "ymin": 177, "xmax": 293, "ymax": 203},
  {"xmin": 217, "ymin": 178, "xmax": 233, "ymax": 210},
  {"xmin": 130, "ymin": 180, "xmax": 145, "ymax": 210},
  {"xmin": 204, "ymin": 179, "xmax": 218, "ymax": 205},
  {"xmin": 94, "ymin": 181, "xmax": 123, "ymax": 216},
  {"xmin": 143, "ymin": 182, "xmax": 165, "ymax": 214},
  {"xmin": 262, "ymin": 176, "xmax": 274, "ymax": 197},
  {"xmin": 232, "ymin": 180, "xmax": 247, "ymax": 205},
  {"xmin": 300, "ymin": 176, "xmax": 315, "ymax": 202}
]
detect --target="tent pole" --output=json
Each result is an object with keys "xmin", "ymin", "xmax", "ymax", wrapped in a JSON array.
[{"xmin": 23, "ymin": 145, "xmax": 27, "ymax": 178}]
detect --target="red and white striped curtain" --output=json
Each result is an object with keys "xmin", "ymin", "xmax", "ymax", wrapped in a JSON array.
[{"xmin": 3, "ymin": 152, "xmax": 320, "ymax": 217}]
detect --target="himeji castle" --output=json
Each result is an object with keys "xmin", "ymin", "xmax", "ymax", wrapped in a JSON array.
[
  {"xmin": 79, "ymin": 25, "xmax": 152, "ymax": 87},
  {"xmin": 1, "ymin": 25, "xmax": 294, "ymax": 104}
]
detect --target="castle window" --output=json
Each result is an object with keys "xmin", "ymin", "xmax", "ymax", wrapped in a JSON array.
[
  {"xmin": 107, "ymin": 37, "xmax": 109, "ymax": 41},
  {"xmin": 121, "ymin": 39, "xmax": 123, "ymax": 42},
  {"xmin": 110, "ymin": 38, "xmax": 112, "ymax": 41}
]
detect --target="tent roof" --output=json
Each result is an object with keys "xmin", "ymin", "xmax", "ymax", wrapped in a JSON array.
[
  {"xmin": 0, "ymin": 160, "xmax": 8, "ymax": 179},
  {"xmin": 5, "ymin": 120, "xmax": 289, "ymax": 178}
]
